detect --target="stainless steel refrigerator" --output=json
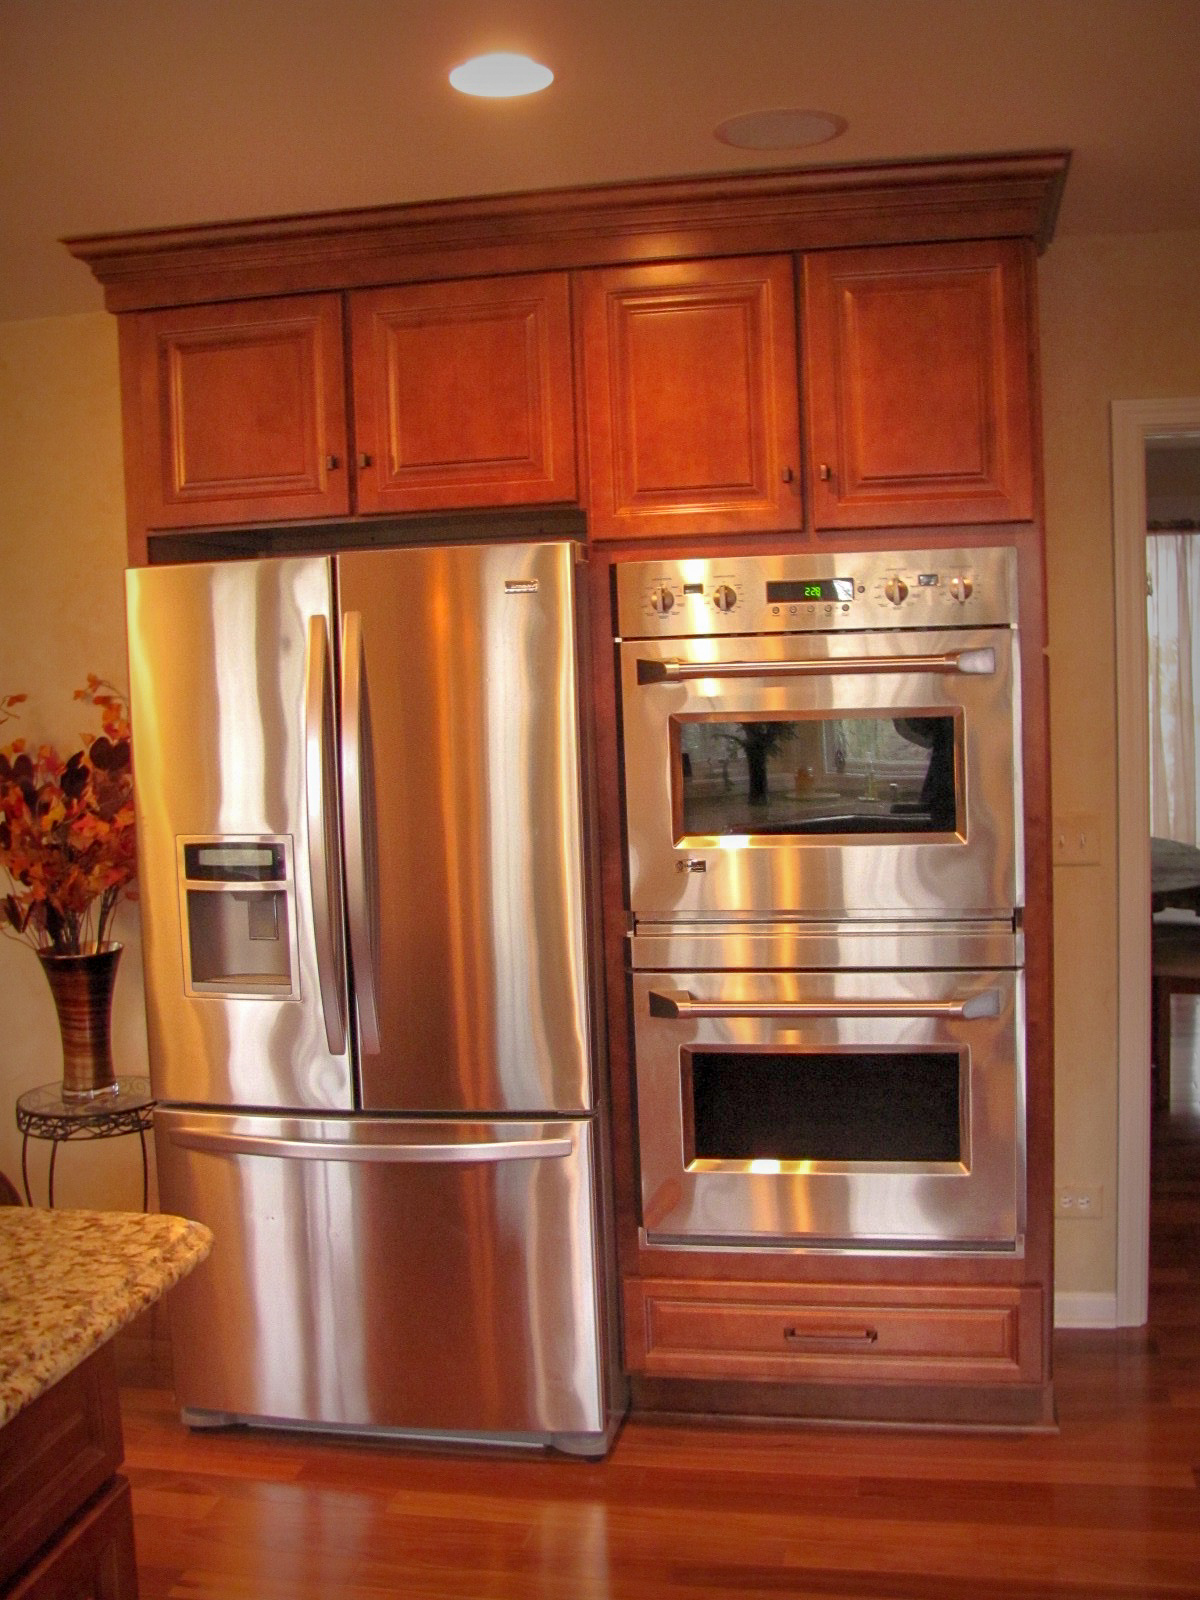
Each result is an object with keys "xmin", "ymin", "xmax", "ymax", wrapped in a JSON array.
[{"xmin": 125, "ymin": 540, "xmax": 623, "ymax": 1454}]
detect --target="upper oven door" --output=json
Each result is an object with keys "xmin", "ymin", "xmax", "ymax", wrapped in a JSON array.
[{"xmin": 619, "ymin": 626, "xmax": 1022, "ymax": 921}]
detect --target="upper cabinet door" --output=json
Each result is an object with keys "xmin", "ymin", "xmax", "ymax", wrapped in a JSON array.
[
  {"xmin": 579, "ymin": 257, "xmax": 802, "ymax": 541},
  {"xmin": 802, "ymin": 241, "xmax": 1035, "ymax": 529},
  {"xmin": 127, "ymin": 294, "xmax": 351, "ymax": 530},
  {"xmin": 349, "ymin": 274, "xmax": 577, "ymax": 514}
]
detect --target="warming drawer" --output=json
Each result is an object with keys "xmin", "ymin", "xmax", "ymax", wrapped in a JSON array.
[{"xmin": 623, "ymin": 1278, "xmax": 1044, "ymax": 1386}]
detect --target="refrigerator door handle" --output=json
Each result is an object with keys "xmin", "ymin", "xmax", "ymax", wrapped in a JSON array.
[
  {"xmin": 340, "ymin": 610, "xmax": 381, "ymax": 1054},
  {"xmin": 304, "ymin": 613, "xmax": 348, "ymax": 1056},
  {"xmin": 164, "ymin": 1128, "xmax": 574, "ymax": 1164}
]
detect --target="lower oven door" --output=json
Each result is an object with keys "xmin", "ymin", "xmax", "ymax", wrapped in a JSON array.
[{"xmin": 632, "ymin": 967, "xmax": 1024, "ymax": 1252}]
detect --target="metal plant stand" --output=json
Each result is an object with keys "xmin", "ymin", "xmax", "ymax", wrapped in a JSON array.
[{"xmin": 15, "ymin": 1078, "xmax": 155, "ymax": 1209}]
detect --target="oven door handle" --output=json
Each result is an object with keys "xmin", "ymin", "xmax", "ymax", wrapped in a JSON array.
[
  {"xmin": 636, "ymin": 648, "xmax": 995, "ymax": 684},
  {"xmin": 647, "ymin": 988, "xmax": 1002, "ymax": 1021}
]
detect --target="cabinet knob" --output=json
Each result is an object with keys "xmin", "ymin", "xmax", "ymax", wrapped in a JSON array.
[
  {"xmin": 781, "ymin": 466, "xmax": 795, "ymax": 484},
  {"xmin": 358, "ymin": 453, "xmax": 373, "ymax": 469},
  {"xmin": 818, "ymin": 463, "xmax": 833, "ymax": 481},
  {"xmin": 325, "ymin": 455, "xmax": 341, "ymax": 471}
]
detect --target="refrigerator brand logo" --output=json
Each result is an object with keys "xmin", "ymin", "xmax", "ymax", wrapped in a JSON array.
[{"xmin": 504, "ymin": 579, "xmax": 540, "ymax": 594}]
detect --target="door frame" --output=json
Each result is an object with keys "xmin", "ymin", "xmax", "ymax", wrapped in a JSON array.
[{"xmin": 1111, "ymin": 396, "xmax": 1200, "ymax": 1326}]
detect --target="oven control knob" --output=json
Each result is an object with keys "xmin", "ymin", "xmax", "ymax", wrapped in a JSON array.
[
  {"xmin": 648, "ymin": 583, "xmax": 676, "ymax": 614},
  {"xmin": 949, "ymin": 575, "xmax": 974, "ymax": 603},
  {"xmin": 884, "ymin": 575, "xmax": 909, "ymax": 606},
  {"xmin": 712, "ymin": 584, "xmax": 738, "ymax": 613}
]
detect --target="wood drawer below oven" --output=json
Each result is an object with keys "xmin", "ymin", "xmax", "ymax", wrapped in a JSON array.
[{"xmin": 623, "ymin": 1278, "xmax": 1043, "ymax": 1387}]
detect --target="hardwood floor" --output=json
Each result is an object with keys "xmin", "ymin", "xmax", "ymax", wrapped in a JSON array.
[{"xmin": 118, "ymin": 1044, "xmax": 1200, "ymax": 1600}]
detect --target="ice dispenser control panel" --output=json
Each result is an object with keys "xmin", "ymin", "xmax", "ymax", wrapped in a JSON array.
[{"xmin": 178, "ymin": 836, "xmax": 300, "ymax": 1000}]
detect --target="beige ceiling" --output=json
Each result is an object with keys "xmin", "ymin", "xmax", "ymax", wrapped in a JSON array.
[{"xmin": 4, "ymin": 0, "xmax": 1200, "ymax": 324}]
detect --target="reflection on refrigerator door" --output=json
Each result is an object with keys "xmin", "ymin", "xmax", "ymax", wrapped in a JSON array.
[{"xmin": 156, "ymin": 1108, "xmax": 617, "ymax": 1453}]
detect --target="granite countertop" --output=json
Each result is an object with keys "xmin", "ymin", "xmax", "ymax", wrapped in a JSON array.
[{"xmin": 0, "ymin": 1207, "xmax": 212, "ymax": 1425}]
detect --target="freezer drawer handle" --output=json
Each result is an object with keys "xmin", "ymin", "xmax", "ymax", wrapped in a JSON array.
[
  {"xmin": 636, "ymin": 649, "xmax": 995, "ymax": 684},
  {"xmin": 165, "ymin": 1128, "xmax": 574, "ymax": 1164},
  {"xmin": 304, "ymin": 614, "xmax": 347, "ymax": 1056},
  {"xmin": 647, "ymin": 989, "xmax": 1002, "ymax": 1021}
]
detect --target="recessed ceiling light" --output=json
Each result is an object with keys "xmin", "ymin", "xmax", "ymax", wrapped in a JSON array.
[
  {"xmin": 714, "ymin": 109, "xmax": 847, "ymax": 151},
  {"xmin": 449, "ymin": 53, "xmax": 554, "ymax": 98}
]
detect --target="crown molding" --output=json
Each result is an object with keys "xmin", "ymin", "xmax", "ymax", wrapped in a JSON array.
[{"xmin": 65, "ymin": 150, "xmax": 1071, "ymax": 314}]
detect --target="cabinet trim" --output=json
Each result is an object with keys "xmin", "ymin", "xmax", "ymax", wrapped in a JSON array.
[{"xmin": 67, "ymin": 153, "xmax": 1069, "ymax": 314}]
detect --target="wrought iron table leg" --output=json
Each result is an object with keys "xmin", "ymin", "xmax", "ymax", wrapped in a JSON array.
[
  {"xmin": 47, "ymin": 1141, "xmax": 59, "ymax": 1208},
  {"xmin": 21, "ymin": 1134, "xmax": 32, "ymax": 1206}
]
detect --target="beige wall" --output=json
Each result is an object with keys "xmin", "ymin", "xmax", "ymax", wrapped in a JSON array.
[
  {"xmin": 1039, "ymin": 227, "xmax": 1200, "ymax": 1297},
  {"xmin": 2, "ymin": 233, "xmax": 1199, "ymax": 1298},
  {"xmin": 0, "ymin": 311, "xmax": 151, "ymax": 1209}
]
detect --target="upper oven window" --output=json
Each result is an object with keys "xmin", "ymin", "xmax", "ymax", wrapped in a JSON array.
[{"xmin": 673, "ymin": 711, "xmax": 960, "ymax": 839}]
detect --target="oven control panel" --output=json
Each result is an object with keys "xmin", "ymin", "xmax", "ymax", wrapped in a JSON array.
[{"xmin": 615, "ymin": 546, "xmax": 1017, "ymax": 636}]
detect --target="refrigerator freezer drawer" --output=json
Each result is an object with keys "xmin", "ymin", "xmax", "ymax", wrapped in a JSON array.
[{"xmin": 154, "ymin": 1108, "xmax": 614, "ymax": 1449}]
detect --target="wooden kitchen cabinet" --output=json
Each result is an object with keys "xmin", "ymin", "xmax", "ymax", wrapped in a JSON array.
[
  {"xmin": 623, "ymin": 1278, "xmax": 1043, "ymax": 1389},
  {"xmin": 578, "ymin": 256, "xmax": 803, "ymax": 541},
  {"xmin": 349, "ymin": 273, "xmax": 577, "ymax": 514},
  {"xmin": 74, "ymin": 154, "xmax": 1065, "ymax": 1433},
  {"xmin": 0, "ymin": 1343, "xmax": 137, "ymax": 1598},
  {"xmin": 121, "ymin": 273, "xmax": 578, "ymax": 545},
  {"xmin": 802, "ymin": 239, "xmax": 1035, "ymax": 529},
  {"xmin": 121, "ymin": 293, "xmax": 351, "ymax": 533}
]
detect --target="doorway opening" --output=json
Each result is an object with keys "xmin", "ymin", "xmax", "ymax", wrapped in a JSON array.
[{"xmin": 1111, "ymin": 398, "xmax": 1200, "ymax": 1325}]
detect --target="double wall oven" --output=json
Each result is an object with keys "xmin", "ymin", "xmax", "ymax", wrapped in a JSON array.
[{"xmin": 616, "ymin": 547, "xmax": 1025, "ymax": 1254}]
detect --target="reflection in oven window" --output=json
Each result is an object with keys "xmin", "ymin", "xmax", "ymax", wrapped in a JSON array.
[
  {"xmin": 690, "ymin": 1050, "xmax": 962, "ymax": 1164},
  {"xmin": 677, "ymin": 715, "xmax": 956, "ymax": 836}
]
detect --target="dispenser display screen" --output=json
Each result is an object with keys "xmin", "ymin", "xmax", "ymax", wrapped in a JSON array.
[
  {"xmin": 184, "ymin": 842, "xmax": 287, "ymax": 882},
  {"xmin": 766, "ymin": 577, "xmax": 854, "ymax": 604}
]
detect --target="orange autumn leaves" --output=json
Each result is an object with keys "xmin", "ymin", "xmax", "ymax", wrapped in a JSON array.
[{"xmin": 0, "ymin": 677, "xmax": 138, "ymax": 954}]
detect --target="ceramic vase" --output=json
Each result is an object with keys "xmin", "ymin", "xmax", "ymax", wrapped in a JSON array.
[{"xmin": 36, "ymin": 942, "xmax": 122, "ymax": 1100}]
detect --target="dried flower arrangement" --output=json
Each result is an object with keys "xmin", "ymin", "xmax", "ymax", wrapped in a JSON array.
[{"xmin": 0, "ymin": 677, "xmax": 137, "ymax": 955}]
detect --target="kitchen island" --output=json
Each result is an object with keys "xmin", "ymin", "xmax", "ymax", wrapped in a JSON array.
[{"xmin": 0, "ymin": 1207, "xmax": 211, "ymax": 1597}]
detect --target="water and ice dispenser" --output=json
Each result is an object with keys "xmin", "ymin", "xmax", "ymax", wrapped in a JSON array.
[{"xmin": 179, "ymin": 838, "xmax": 299, "ymax": 998}]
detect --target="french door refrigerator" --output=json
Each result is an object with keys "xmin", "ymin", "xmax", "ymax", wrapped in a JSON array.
[{"xmin": 125, "ymin": 540, "xmax": 623, "ymax": 1455}]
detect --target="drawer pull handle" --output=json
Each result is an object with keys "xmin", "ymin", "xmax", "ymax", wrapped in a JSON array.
[{"xmin": 783, "ymin": 1325, "xmax": 879, "ymax": 1346}]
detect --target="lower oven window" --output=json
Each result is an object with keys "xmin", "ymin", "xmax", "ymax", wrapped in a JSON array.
[
  {"xmin": 687, "ymin": 1049, "xmax": 962, "ymax": 1165},
  {"xmin": 675, "ymin": 713, "xmax": 958, "ymax": 837}
]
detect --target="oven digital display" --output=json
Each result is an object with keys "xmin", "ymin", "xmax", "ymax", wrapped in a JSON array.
[{"xmin": 766, "ymin": 577, "xmax": 854, "ymax": 604}]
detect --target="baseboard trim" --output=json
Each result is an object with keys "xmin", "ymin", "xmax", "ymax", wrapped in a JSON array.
[{"xmin": 1053, "ymin": 1291, "xmax": 1118, "ymax": 1329}]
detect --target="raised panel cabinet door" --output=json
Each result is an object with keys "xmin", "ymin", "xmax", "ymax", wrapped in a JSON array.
[
  {"xmin": 623, "ymin": 1278, "xmax": 1045, "ymax": 1389},
  {"xmin": 803, "ymin": 240, "xmax": 1035, "ymax": 528},
  {"xmin": 349, "ymin": 273, "xmax": 577, "ymax": 513},
  {"xmin": 129, "ymin": 293, "xmax": 350, "ymax": 529},
  {"xmin": 579, "ymin": 257, "xmax": 802, "ymax": 541}
]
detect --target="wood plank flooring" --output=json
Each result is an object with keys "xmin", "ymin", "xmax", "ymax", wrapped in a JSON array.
[{"xmin": 118, "ymin": 1031, "xmax": 1200, "ymax": 1599}]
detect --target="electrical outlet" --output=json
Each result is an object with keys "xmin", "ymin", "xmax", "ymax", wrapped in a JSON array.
[
  {"xmin": 1055, "ymin": 1184, "xmax": 1103, "ymax": 1218},
  {"xmin": 1052, "ymin": 812, "xmax": 1100, "ymax": 865}
]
